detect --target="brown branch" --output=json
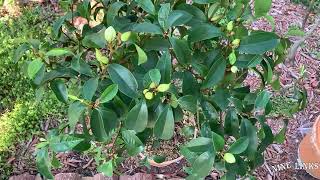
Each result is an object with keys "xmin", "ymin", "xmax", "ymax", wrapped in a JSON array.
[{"xmin": 288, "ymin": 17, "xmax": 320, "ymax": 63}]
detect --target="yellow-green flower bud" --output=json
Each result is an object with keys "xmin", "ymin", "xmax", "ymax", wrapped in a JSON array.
[
  {"xmin": 121, "ymin": 31, "xmax": 132, "ymax": 42},
  {"xmin": 231, "ymin": 66, "xmax": 239, "ymax": 73},
  {"xmin": 105, "ymin": 26, "xmax": 117, "ymax": 43},
  {"xmin": 232, "ymin": 39, "xmax": 241, "ymax": 47},
  {"xmin": 157, "ymin": 84, "xmax": 170, "ymax": 92},
  {"xmin": 145, "ymin": 92, "xmax": 154, "ymax": 100},
  {"xmin": 227, "ymin": 21, "xmax": 234, "ymax": 32},
  {"xmin": 224, "ymin": 153, "xmax": 236, "ymax": 164},
  {"xmin": 143, "ymin": 89, "xmax": 149, "ymax": 95},
  {"xmin": 149, "ymin": 82, "xmax": 157, "ymax": 89}
]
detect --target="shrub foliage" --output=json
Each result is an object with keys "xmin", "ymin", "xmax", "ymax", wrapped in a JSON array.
[{"xmin": 17, "ymin": 0, "xmax": 306, "ymax": 179}]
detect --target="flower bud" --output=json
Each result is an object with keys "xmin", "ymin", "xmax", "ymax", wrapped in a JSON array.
[
  {"xmin": 143, "ymin": 89, "xmax": 148, "ymax": 95},
  {"xmin": 232, "ymin": 39, "xmax": 241, "ymax": 47},
  {"xmin": 144, "ymin": 92, "xmax": 154, "ymax": 100},
  {"xmin": 227, "ymin": 21, "xmax": 234, "ymax": 32},
  {"xmin": 224, "ymin": 153, "xmax": 236, "ymax": 164},
  {"xmin": 105, "ymin": 26, "xmax": 117, "ymax": 43},
  {"xmin": 149, "ymin": 82, "xmax": 157, "ymax": 89},
  {"xmin": 231, "ymin": 66, "xmax": 239, "ymax": 73},
  {"xmin": 157, "ymin": 84, "xmax": 170, "ymax": 92}
]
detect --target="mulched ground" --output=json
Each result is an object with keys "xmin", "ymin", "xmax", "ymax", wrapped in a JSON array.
[{"xmin": 3, "ymin": 0, "xmax": 320, "ymax": 179}]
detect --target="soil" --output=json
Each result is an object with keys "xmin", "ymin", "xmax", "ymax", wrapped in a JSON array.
[{"xmin": 3, "ymin": 0, "xmax": 320, "ymax": 179}]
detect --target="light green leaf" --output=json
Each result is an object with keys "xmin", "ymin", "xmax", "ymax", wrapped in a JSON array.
[
  {"xmin": 154, "ymin": 105, "xmax": 174, "ymax": 140},
  {"xmin": 46, "ymin": 48, "xmax": 74, "ymax": 57},
  {"xmin": 49, "ymin": 135, "xmax": 84, "ymax": 152},
  {"xmin": 135, "ymin": 44, "xmax": 148, "ymax": 65},
  {"xmin": 28, "ymin": 59, "xmax": 44, "ymax": 79},
  {"xmin": 192, "ymin": 152, "xmax": 215, "ymax": 177},
  {"xmin": 97, "ymin": 160, "xmax": 113, "ymax": 177},
  {"xmin": 122, "ymin": 130, "xmax": 144, "ymax": 156},
  {"xmin": 68, "ymin": 101, "xmax": 86, "ymax": 132},
  {"xmin": 125, "ymin": 100, "xmax": 148, "ymax": 132},
  {"xmin": 254, "ymin": 0, "xmax": 272, "ymax": 18},
  {"xmin": 185, "ymin": 137, "xmax": 212, "ymax": 152},
  {"xmin": 228, "ymin": 51, "xmax": 237, "ymax": 65},
  {"xmin": 193, "ymin": 0, "xmax": 217, "ymax": 4},
  {"xmin": 212, "ymin": 132, "xmax": 225, "ymax": 151},
  {"xmin": 105, "ymin": 26, "xmax": 117, "ymax": 43},
  {"xmin": 107, "ymin": 64, "xmax": 138, "ymax": 98},
  {"xmin": 223, "ymin": 153, "xmax": 236, "ymax": 163},
  {"xmin": 99, "ymin": 84, "xmax": 119, "ymax": 103},
  {"xmin": 96, "ymin": 49, "xmax": 109, "ymax": 64}
]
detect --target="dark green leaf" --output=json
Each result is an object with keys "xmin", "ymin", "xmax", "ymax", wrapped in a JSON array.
[
  {"xmin": 178, "ymin": 95, "xmax": 197, "ymax": 113},
  {"xmin": 201, "ymin": 57, "xmax": 226, "ymax": 89},
  {"xmin": 82, "ymin": 31, "xmax": 106, "ymax": 48},
  {"xmin": 169, "ymin": 37, "xmax": 192, "ymax": 65},
  {"xmin": 132, "ymin": 22, "xmax": 162, "ymax": 34},
  {"xmin": 186, "ymin": 137, "xmax": 212, "ymax": 152},
  {"xmin": 91, "ymin": 108, "xmax": 118, "ymax": 142},
  {"xmin": 125, "ymin": 100, "xmax": 148, "ymax": 132},
  {"xmin": 192, "ymin": 151, "xmax": 215, "ymax": 177},
  {"xmin": 228, "ymin": 137, "xmax": 249, "ymax": 154},
  {"xmin": 107, "ymin": 2, "xmax": 125, "ymax": 26},
  {"xmin": 156, "ymin": 51, "xmax": 172, "ymax": 83},
  {"xmin": 188, "ymin": 24, "xmax": 221, "ymax": 42},
  {"xmin": 28, "ymin": 59, "xmax": 44, "ymax": 79},
  {"xmin": 255, "ymin": 90, "xmax": 271, "ymax": 109},
  {"xmin": 36, "ymin": 148, "xmax": 54, "ymax": 179},
  {"xmin": 51, "ymin": 79, "xmax": 68, "ymax": 103},
  {"xmin": 239, "ymin": 31, "xmax": 279, "ymax": 54},
  {"xmin": 14, "ymin": 43, "xmax": 29, "ymax": 63},
  {"xmin": 212, "ymin": 132, "xmax": 225, "ymax": 151},
  {"xmin": 168, "ymin": 10, "xmax": 193, "ymax": 27},
  {"xmin": 240, "ymin": 119, "xmax": 258, "ymax": 160},
  {"xmin": 107, "ymin": 64, "xmax": 138, "ymax": 98},
  {"xmin": 82, "ymin": 77, "xmax": 99, "ymax": 101},
  {"xmin": 122, "ymin": 130, "xmax": 144, "ymax": 156},
  {"xmin": 193, "ymin": 0, "xmax": 217, "ymax": 4},
  {"xmin": 158, "ymin": 3, "xmax": 171, "ymax": 31},
  {"xmin": 68, "ymin": 101, "xmax": 86, "ymax": 132},
  {"xmin": 135, "ymin": 0, "xmax": 156, "ymax": 15},
  {"xmin": 154, "ymin": 105, "xmax": 174, "ymax": 140}
]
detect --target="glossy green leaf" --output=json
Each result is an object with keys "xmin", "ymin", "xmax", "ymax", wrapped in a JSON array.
[
  {"xmin": 125, "ymin": 100, "xmax": 148, "ymax": 132},
  {"xmin": 168, "ymin": 10, "xmax": 193, "ymax": 27},
  {"xmin": 82, "ymin": 31, "xmax": 106, "ymax": 48},
  {"xmin": 239, "ymin": 32, "xmax": 279, "ymax": 54},
  {"xmin": 51, "ymin": 79, "xmax": 68, "ymax": 103},
  {"xmin": 97, "ymin": 160, "xmax": 113, "ymax": 177},
  {"xmin": 82, "ymin": 77, "xmax": 99, "ymax": 101},
  {"xmin": 212, "ymin": 132, "xmax": 225, "ymax": 151},
  {"xmin": 46, "ymin": 48, "xmax": 74, "ymax": 57},
  {"xmin": 193, "ymin": 0, "xmax": 217, "ymax": 4},
  {"xmin": 178, "ymin": 95, "xmax": 197, "ymax": 113},
  {"xmin": 28, "ymin": 59, "xmax": 44, "ymax": 79},
  {"xmin": 156, "ymin": 51, "xmax": 172, "ymax": 83},
  {"xmin": 186, "ymin": 137, "xmax": 212, "ymax": 152},
  {"xmin": 234, "ymin": 54, "xmax": 262, "ymax": 68},
  {"xmin": 107, "ymin": 2, "xmax": 125, "ymax": 26},
  {"xmin": 135, "ymin": 44, "xmax": 148, "ymax": 65},
  {"xmin": 254, "ymin": 0, "xmax": 272, "ymax": 18},
  {"xmin": 122, "ymin": 130, "xmax": 144, "ymax": 156},
  {"xmin": 158, "ymin": 3, "xmax": 171, "ymax": 31},
  {"xmin": 224, "ymin": 108, "xmax": 240, "ymax": 137},
  {"xmin": 154, "ymin": 105, "xmax": 174, "ymax": 140},
  {"xmin": 99, "ymin": 84, "xmax": 119, "ymax": 103},
  {"xmin": 240, "ymin": 119, "xmax": 258, "ymax": 160},
  {"xmin": 188, "ymin": 24, "xmax": 221, "ymax": 42},
  {"xmin": 143, "ymin": 69, "xmax": 161, "ymax": 87},
  {"xmin": 107, "ymin": 64, "xmax": 138, "ymax": 98},
  {"xmin": 224, "ymin": 153, "xmax": 236, "ymax": 163},
  {"xmin": 135, "ymin": 0, "xmax": 155, "ymax": 15},
  {"xmin": 201, "ymin": 57, "xmax": 226, "ymax": 89},
  {"xmin": 36, "ymin": 148, "xmax": 54, "ymax": 179},
  {"xmin": 68, "ymin": 101, "xmax": 86, "ymax": 132},
  {"xmin": 91, "ymin": 108, "xmax": 118, "ymax": 142},
  {"xmin": 228, "ymin": 137, "xmax": 249, "ymax": 154},
  {"xmin": 255, "ymin": 90, "xmax": 270, "ymax": 109},
  {"xmin": 132, "ymin": 22, "xmax": 162, "ymax": 34},
  {"xmin": 192, "ymin": 151, "xmax": 215, "ymax": 177},
  {"xmin": 169, "ymin": 37, "xmax": 192, "ymax": 65},
  {"xmin": 49, "ymin": 135, "xmax": 84, "ymax": 152}
]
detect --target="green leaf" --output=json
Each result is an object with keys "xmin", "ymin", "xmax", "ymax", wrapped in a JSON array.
[
  {"xmin": 107, "ymin": 2, "xmax": 125, "ymax": 26},
  {"xmin": 122, "ymin": 130, "xmax": 144, "ymax": 156},
  {"xmin": 169, "ymin": 37, "xmax": 192, "ymax": 65},
  {"xmin": 240, "ymin": 119, "xmax": 258, "ymax": 160},
  {"xmin": 82, "ymin": 77, "xmax": 99, "ymax": 101},
  {"xmin": 36, "ymin": 148, "xmax": 54, "ymax": 179},
  {"xmin": 254, "ymin": 0, "xmax": 272, "ymax": 18},
  {"xmin": 135, "ymin": 44, "xmax": 148, "ymax": 65},
  {"xmin": 239, "ymin": 31, "xmax": 279, "ymax": 54},
  {"xmin": 201, "ymin": 57, "xmax": 226, "ymax": 89},
  {"xmin": 228, "ymin": 51, "xmax": 237, "ymax": 65},
  {"xmin": 143, "ymin": 37, "xmax": 170, "ymax": 51},
  {"xmin": 193, "ymin": 0, "xmax": 217, "ymax": 4},
  {"xmin": 188, "ymin": 24, "xmax": 221, "ymax": 42},
  {"xmin": 234, "ymin": 54, "xmax": 262, "ymax": 68},
  {"xmin": 28, "ymin": 59, "xmax": 44, "ymax": 79},
  {"xmin": 46, "ymin": 48, "xmax": 74, "ymax": 57},
  {"xmin": 154, "ymin": 105, "xmax": 174, "ymax": 140},
  {"xmin": 212, "ymin": 132, "xmax": 225, "ymax": 151},
  {"xmin": 158, "ymin": 3, "xmax": 171, "ymax": 31},
  {"xmin": 156, "ymin": 51, "xmax": 172, "ymax": 83},
  {"xmin": 224, "ymin": 153, "xmax": 236, "ymax": 163},
  {"xmin": 228, "ymin": 137, "xmax": 249, "ymax": 154},
  {"xmin": 99, "ymin": 84, "xmax": 119, "ymax": 103},
  {"xmin": 135, "ymin": 0, "xmax": 155, "ymax": 15},
  {"xmin": 192, "ymin": 152, "xmax": 215, "ymax": 177},
  {"xmin": 125, "ymin": 100, "xmax": 148, "ymax": 133},
  {"xmin": 224, "ymin": 108, "xmax": 239, "ymax": 137},
  {"xmin": 105, "ymin": 26, "xmax": 117, "ymax": 43},
  {"xmin": 68, "ymin": 101, "xmax": 86, "ymax": 132},
  {"xmin": 82, "ymin": 31, "xmax": 106, "ymax": 48},
  {"xmin": 14, "ymin": 43, "xmax": 29, "ymax": 63},
  {"xmin": 132, "ymin": 22, "xmax": 162, "ymax": 34},
  {"xmin": 96, "ymin": 49, "xmax": 109, "ymax": 64},
  {"xmin": 97, "ymin": 160, "xmax": 113, "ymax": 177},
  {"xmin": 178, "ymin": 95, "xmax": 197, "ymax": 113},
  {"xmin": 186, "ymin": 137, "xmax": 212, "ymax": 152},
  {"xmin": 49, "ymin": 135, "xmax": 84, "ymax": 152},
  {"xmin": 51, "ymin": 79, "xmax": 68, "ymax": 103},
  {"xmin": 211, "ymin": 88, "xmax": 230, "ymax": 110},
  {"xmin": 168, "ymin": 10, "xmax": 193, "ymax": 27},
  {"xmin": 255, "ymin": 90, "xmax": 271, "ymax": 109},
  {"xmin": 52, "ymin": 16, "xmax": 66, "ymax": 38},
  {"xmin": 91, "ymin": 108, "xmax": 118, "ymax": 142},
  {"xmin": 107, "ymin": 64, "xmax": 138, "ymax": 98},
  {"xmin": 143, "ymin": 69, "xmax": 161, "ymax": 87}
]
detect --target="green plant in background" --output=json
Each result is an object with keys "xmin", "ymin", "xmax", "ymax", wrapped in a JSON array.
[{"xmin": 18, "ymin": 0, "xmax": 307, "ymax": 179}]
